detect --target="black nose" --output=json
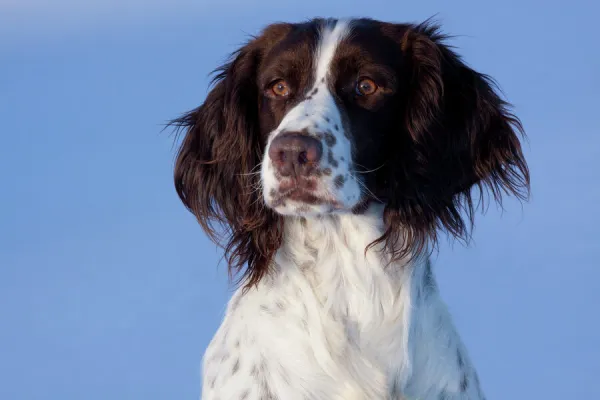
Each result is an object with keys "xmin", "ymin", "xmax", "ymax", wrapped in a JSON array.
[{"xmin": 268, "ymin": 133, "xmax": 323, "ymax": 177}]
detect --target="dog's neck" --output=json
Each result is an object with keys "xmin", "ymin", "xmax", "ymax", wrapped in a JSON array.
[{"xmin": 273, "ymin": 203, "xmax": 422, "ymax": 325}]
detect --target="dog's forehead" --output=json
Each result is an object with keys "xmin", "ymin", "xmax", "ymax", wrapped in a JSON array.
[
  {"xmin": 333, "ymin": 25, "xmax": 405, "ymax": 68},
  {"xmin": 259, "ymin": 19, "xmax": 402, "ymax": 77}
]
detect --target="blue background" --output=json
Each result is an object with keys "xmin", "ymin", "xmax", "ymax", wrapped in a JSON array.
[{"xmin": 1, "ymin": 0, "xmax": 598, "ymax": 398}]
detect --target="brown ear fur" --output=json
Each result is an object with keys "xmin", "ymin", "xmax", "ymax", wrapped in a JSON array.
[
  {"xmin": 170, "ymin": 29, "xmax": 289, "ymax": 288},
  {"xmin": 377, "ymin": 21, "xmax": 530, "ymax": 260}
]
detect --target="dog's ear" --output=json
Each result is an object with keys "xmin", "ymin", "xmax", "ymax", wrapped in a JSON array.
[
  {"xmin": 380, "ymin": 21, "xmax": 530, "ymax": 257},
  {"xmin": 170, "ymin": 27, "xmax": 289, "ymax": 287}
]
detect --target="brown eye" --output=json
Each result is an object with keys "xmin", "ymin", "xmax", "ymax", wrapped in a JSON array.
[
  {"xmin": 355, "ymin": 78, "xmax": 377, "ymax": 96},
  {"xmin": 269, "ymin": 79, "xmax": 291, "ymax": 97}
]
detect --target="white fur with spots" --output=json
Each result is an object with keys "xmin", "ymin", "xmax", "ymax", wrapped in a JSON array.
[{"xmin": 201, "ymin": 204, "xmax": 485, "ymax": 400}]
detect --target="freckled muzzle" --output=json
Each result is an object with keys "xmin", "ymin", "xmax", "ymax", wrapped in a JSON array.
[
  {"xmin": 261, "ymin": 104, "xmax": 363, "ymax": 215},
  {"xmin": 260, "ymin": 79, "xmax": 364, "ymax": 214}
]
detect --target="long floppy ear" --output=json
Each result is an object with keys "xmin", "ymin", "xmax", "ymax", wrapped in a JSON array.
[
  {"xmin": 381, "ymin": 21, "xmax": 530, "ymax": 257},
  {"xmin": 170, "ymin": 39, "xmax": 283, "ymax": 288}
]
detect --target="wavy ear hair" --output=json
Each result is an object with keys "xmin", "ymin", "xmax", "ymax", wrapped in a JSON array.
[
  {"xmin": 379, "ymin": 21, "xmax": 530, "ymax": 258},
  {"xmin": 170, "ymin": 30, "xmax": 287, "ymax": 288}
]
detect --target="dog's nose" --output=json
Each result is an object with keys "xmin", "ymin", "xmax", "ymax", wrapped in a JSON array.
[{"xmin": 268, "ymin": 133, "xmax": 323, "ymax": 177}]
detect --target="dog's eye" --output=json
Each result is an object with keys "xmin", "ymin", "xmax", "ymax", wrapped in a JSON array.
[
  {"xmin": 269, "ymin": 80, "xmax": 291, "ymax": 97},
  {"xmin": 355, "ymin": 78, "xmax": 378, "ymax": 96}
]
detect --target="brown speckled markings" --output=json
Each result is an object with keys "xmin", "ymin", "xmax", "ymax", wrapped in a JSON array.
[
  {"xmin": 473, "ymin": 371, "xmax": 485, "ymax": 399},
  {"xmin": 259, "ymin": 304, "xmax": 272, "ymax": 315},
  {"xmin": 419, "ymin": 259, "xmax": 436, "ymax": 299},
  {"xmin": 231, "ymin": 358, "xmax": 240, "ymax": 375},
  {"xmin": 208, "ymin": 375, "xmax": 216, "ymax": 389},
  {"xmin": 327, "ymin": 149, "xmax": 339, "ymax": 167},
  {"xmin": 296, "ymin": 205, "xmax": 311, "ymax": 213},
  {"xmin": 457, "ymin": 348, "xmax": 465, "ymax": 368},
  {"xmin": 460, "ymin": 374, "xmax": 469, "ymax": 392},
  {"xmin": 334, "ymin": 175, "xmax": 346, "ymax": 188},
  {"xmin": 260, "ymin": 379, "xmax": 277, "ymax": 400},
  {"xmin": 323, "ymin": 131, "xmax": 336, "ymax": 146},
  {"xmin": 245, "ymin": 356, "xmax": 277, "ymax": 399}
]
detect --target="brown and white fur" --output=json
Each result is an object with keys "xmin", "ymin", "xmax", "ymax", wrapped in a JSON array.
[{"xmin": 171, "ymin": 17, "xmax": 529, "ymax": 400}]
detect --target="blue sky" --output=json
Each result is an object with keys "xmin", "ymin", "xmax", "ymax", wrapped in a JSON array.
[{"xmin": 1, "ymin": 0, "xmax": 598, "ymax": 399}]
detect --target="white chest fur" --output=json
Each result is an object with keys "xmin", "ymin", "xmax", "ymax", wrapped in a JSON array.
[{"xmin": 201, "ymin": 206, "xmax": 484, "ymax": 400}]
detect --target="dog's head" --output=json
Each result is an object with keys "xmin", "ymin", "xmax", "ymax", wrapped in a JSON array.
[{"xmin": 171, "ymin": 18, "xmax": 529, "ymax": 286}]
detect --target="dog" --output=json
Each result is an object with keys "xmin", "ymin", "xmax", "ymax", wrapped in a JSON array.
[{"xmin": 171, "ymin": 17, "xmax": 529, "ymax": 400}]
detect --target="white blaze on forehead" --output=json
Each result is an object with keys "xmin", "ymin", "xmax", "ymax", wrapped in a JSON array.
[
  {"xmin": 261, "ymin": 19, "xmax": 363, "ymax": 214},
  {"xmin": 315, "ymin": 20, "xmax": 352, "ymax": 82},
  {"xmin": 273, "ymin": 19, "xmax": 352, "ymax": 133}
]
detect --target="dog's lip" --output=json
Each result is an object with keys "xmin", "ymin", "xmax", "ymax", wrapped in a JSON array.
[
  {"xmin": 277, "ymin": 177, "xmax": 318, "ymax": 193},
  {"xmin": 272, "ymin": 188, "xmax": 341, "ymax": 207}
]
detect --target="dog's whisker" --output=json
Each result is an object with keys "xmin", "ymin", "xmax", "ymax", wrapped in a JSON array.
[
  {"xmin": 354, "ymin": 164, "xmax": 385, "ymax": 174},
  {"xmin": 353, "ymin": 174, "xmax": 382, "ymax": 203}
]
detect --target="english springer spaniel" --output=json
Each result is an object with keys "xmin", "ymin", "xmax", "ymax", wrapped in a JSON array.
[{"xmin": 171, "ymin": 17, "xmax": 529, "ymax": 400}]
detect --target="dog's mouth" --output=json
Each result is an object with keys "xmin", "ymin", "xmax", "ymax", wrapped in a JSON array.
[
  {"xmin": 264, "ymin": 174, "xmax": 366, "ymax": 215},
  {"xmin": 271, "ymin": 187, "xmax": 341, "ymax": 208},
  {"xmin": 270, "ymin": 189, "xmax": 374, "ymax": 216}
]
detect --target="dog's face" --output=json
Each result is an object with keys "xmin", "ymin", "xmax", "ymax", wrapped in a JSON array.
[
  {"xmin": 172, "ymin": 18, "xmax": 529, "ymax": 285},
  {"xmin": 258, "ymin": 20, "xmax": 406, "ymax": 216}
]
